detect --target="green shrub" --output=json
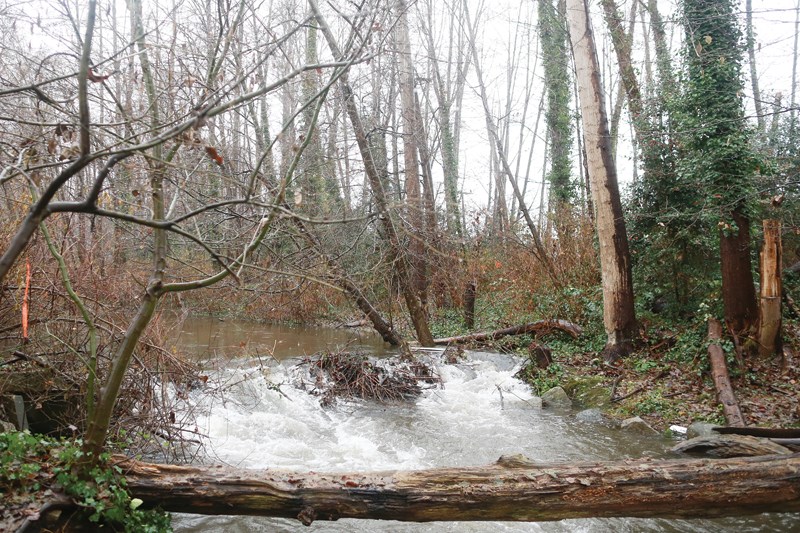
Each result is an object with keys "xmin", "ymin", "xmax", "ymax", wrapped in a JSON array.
[{"xmin": 0, "ymin": 431, "xmax": 171, "ymax": 532}]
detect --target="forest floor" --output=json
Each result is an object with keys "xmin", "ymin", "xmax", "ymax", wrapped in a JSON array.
[{"xmin": 512, "ymin": 320, "xmax": 800, "ymax": 432}]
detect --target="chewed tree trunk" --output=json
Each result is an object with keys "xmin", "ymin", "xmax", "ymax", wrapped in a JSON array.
[
  {"xmin": 566, "ymin": 0, "xmax": 637, "ymax": 360},
  {"xmin": 758, "ymin": 219, "xmax": 782, "ymax": 356}
]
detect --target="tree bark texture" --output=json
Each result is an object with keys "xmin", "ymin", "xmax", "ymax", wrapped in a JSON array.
[
  {"xmin": 120, "ymin": 453, "xmax": 800, "ymax": 524},
  {"xmin": 396, "ymin": 0, "xmax": 429, "ymax": 305},
  {"xmin": 720, "ymin": 211, "xmax": 759, "ymax": 337},
  {"xmin": 746, "ymin": 0, "xmax": 765, "ymax": 131},
  {"xmin": 433, "ymin": 320, "xmax": 582, "ymax": 345},
  {"xmin": 758, "ymin": 219, "xmax": 782, "ymax": 357},
  {"xmin": 707, "ymin": 319, "xmax": 746, "ymax": 428},
  {"xmin": 462, "ymin": 280, "xmax": 476, "ymax": 330},
  {"xmin": 566, "ymin": 0, "xmax": 637, "ymax": 357}
]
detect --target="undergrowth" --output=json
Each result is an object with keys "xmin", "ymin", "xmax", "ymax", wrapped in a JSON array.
[{"xmin": 0, "ymin": 431, "xmax": 171, "ymax": 532}]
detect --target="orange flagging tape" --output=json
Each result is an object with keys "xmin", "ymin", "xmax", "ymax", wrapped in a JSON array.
[{"xmin": 22, "ymin": 257, "xmax": 30, "ymax": 341}]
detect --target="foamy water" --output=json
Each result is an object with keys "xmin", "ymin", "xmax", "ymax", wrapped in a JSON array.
[{"xmin": 172, "ymin": 351, "xmax": 797, "ymax": 532}]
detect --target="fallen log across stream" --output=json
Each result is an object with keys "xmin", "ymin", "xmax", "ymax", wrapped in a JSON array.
[
  {"xmin": 120, "ymin": 452, "xmax": 800, "ymax": 525},
  {"xmin": 433, "ymin": 320, "xmax": 582, "ymax": 345}
]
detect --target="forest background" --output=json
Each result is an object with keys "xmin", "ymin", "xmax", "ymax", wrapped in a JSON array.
[{"xmin": 0, "ymin": 0, "xmax": 799, "ymax": 500}]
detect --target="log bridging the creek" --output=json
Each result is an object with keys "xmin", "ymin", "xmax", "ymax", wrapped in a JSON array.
[
  {"xmin": 433, "ymin": 320, "xmax": 582, "ymax": 346},
  {"xmin": 121, "ymin": 453, "xmax": 800, "ymax": 525}
]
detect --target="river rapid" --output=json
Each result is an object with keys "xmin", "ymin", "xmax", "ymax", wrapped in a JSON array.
[{"xmin": 170, "ymin": 319, "xmax": 797, "ymax": 532}]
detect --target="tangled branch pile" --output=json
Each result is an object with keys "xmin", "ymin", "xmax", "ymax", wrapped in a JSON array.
[
  {"xmin": 296, "ymin": 352, "xmax": 441, "ymax": 406},
  {"xmin": 0, "ymin": 247, "xmax": 203, "ymax": 461}
]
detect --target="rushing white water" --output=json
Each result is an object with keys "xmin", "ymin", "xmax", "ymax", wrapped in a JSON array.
[{"xmin": 172, "ymin": 350, "xmax": 797, "ymax": 532}]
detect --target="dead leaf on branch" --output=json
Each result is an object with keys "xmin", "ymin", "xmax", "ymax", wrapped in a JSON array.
[
  {"xmin": 205, "ymin": 146, "xmax": 224, "ymax": 166},
  {"xmin": 87, "ymin": 68, "xmax": 111, "ymax": 83}
]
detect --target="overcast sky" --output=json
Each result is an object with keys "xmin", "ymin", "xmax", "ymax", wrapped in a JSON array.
[{"xmin": 452, "ymin": 0, "xmax": 800, "ymax": 215}]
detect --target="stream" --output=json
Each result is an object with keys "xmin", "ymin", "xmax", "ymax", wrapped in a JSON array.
[{"xmin": 170, "ymin": 318, "xmax": 797, "ymax": 532}]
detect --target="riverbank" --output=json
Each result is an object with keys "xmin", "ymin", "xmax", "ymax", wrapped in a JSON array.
[{"xmin": 512, "ymin": 319, "xmax": 800, "ymax": 432}]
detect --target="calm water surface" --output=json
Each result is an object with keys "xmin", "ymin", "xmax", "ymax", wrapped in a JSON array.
[{"xmin": 174, "ymin": 316, "xmax": 391, "ymax": 360}]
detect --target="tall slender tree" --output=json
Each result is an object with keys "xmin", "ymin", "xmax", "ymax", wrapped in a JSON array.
[
  {"xmin": 567, "ymin": 0, "xmax": 637, "ymax": 359},
  {"xmin": 539, "ymin": 0, "xmax": 573, "ymax": 238},
  {"xmin": 396, "ymin": 0, "xmax": 429, "ymax": 306},
  {"xmin": 745, "ymin": 0, "xmax": 765, "ymax": 133}
]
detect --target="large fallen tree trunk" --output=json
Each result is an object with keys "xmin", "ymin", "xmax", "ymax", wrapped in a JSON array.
[
  {"xmin": 433, "ymin": 320, "xmax": 582, "ymax": 346},
  {"xmin": 121, "ymin": 453, "xmax": 800, "ymax": 524}
]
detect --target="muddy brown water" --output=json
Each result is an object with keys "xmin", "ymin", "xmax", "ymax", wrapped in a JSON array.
[
  {"xmin": 173, "ymin": 316, "xmax": 391, "ymax": 360},
  {"xmin": 171, "ymin": 318, "xmax": 799, "ymax": 532}
]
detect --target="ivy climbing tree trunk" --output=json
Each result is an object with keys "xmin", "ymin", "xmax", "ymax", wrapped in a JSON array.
[
  {"xmin": 681, "ymin": 0, "xmax": 759, "ymax": 341},
  {"xmin": 539, "ymin": 0, "xmax": 573, "ymax": 239},
  {"xmin": 567, "ymin": 0, "xmax": 637, "ymax": 360}
]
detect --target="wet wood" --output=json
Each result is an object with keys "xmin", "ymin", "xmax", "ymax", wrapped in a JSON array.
[
  {"xmin": 433, "ymin": 320, "xmax": 582, "ymax": 345},
  {"xmin": 715, "ymin": 426, "xmax": 800, "ymax": 439},
  {"xmin": 707, "ymin": 319, "xmax": 746, "ymax": 427},
  {"xmin": 672, "ymin": 434, "xmax": 793, "ymax": 458},
  {"xmin": 120, "ymin": 453, "xmax": 800, "ymax": 524}
]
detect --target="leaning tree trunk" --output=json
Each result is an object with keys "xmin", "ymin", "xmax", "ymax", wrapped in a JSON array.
[
  {"xmin": 433, "ymin": 319, "xmax": 582, "ymax": 345},
  {"xmin": 567, "ymin": 0, "xmax": 637, "ymax": 360},
  {"xmin": 310, "ymin": 0, "xmax": 434, "ymax": 346},
  {"xmin": 120, "ymin": 453, "xmax": 800, "ymax": 524}
]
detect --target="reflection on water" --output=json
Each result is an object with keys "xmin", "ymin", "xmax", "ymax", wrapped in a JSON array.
[
  {"xmin": 170, "ymin": 331, "xmax": 800, "ymax": 532},
  {"xmin": 173, "ymin": 316, "xmax": 392, "ymax": 360}
]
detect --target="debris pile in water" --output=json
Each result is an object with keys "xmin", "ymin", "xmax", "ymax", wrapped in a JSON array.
[{"xmin": 295, "ymin": 352, "xmax": 441, "ymax": 406}]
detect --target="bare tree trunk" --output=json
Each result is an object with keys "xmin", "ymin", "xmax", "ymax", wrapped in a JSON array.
[
  {"xmin": 639, "ymin": 5, "xmax": 654, "ymax": 97},
  {"xmin": 462, "ymin": 280, "xmax": 476, "ymax": 330},
  {"xmin": 758, "ymin": 219, "xmax": 782, "ymax": 357},
  {"xmin": 608, "ymin": 0, "xmax": 637, "ymax": 159},
  {"xmin": 462, "ymin": 1, "xmax": 558, "ymax": 284},
  {"xmin": 84, "ymin": 0, "xmax": 163, "ymax": 463},
  {"xmin": 121, "ymin": 453, "xmax": 800, "ymax": 523},
  {"xmin": 792, "ymin": 0, "xmax": 800, "ymax": 133},
  {"xmin": 396, "ymin": 0, "xmax": 429, "ymax": 306},
  {"xmin": 567, "ymin": 0, "xmax": 637, "ymax": 360},
  {"xmin": 746, "ymin": 0, "xmax": 765, "ymax": 132},
  {"xmin": 600, "ymin": 0, "xmax": 644, "ymax": 154},
  {"xmin": 421, "ymin": 1, "xmax": 469, "ymax": 239}
]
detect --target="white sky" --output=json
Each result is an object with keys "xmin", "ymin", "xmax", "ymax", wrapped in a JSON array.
[{"xmin": 453, "ymin": 0, "xmax": 800, "ymax": 218}]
